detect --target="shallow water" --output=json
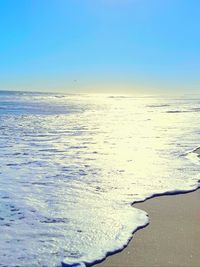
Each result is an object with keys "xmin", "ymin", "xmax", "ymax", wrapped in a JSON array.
[{"xmin": 0, "ymin": 92, "xmax": 200, "ymax": 267}]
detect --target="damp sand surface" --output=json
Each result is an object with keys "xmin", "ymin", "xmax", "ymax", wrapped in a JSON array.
[{"xmin": 97, "ymin": 189, "xmax": 200, "ymax": 267}]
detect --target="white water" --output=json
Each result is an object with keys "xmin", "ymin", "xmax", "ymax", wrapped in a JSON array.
[{"xmin": 0, "ymin": 92, "xmax": 200, "ymax": 267}]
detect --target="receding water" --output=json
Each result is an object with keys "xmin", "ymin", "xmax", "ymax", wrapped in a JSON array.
[{"xmin": 0, "ymin": 91, "xmax": 200, "ymax": 267}]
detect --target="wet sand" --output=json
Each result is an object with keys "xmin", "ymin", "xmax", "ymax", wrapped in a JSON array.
[{"xmin": 96, "ymin": 189, "xmax": 200, "ymax": 267}]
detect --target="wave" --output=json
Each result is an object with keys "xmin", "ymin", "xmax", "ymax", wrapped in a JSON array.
[{"xmin": 1, "ymin": 93, "xmax": 200, "ymax": 267}]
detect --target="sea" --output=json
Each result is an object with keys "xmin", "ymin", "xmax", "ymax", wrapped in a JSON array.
[{"xmin": 0, "ymin": 91, "xmax": 200, "ymax": 267}]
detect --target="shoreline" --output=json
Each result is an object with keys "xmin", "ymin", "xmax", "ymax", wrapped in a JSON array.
[{"xmin": 95, "ymin": 187, "xmax": 200, "ymax": 267}]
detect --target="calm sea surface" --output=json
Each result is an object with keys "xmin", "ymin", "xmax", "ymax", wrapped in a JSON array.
[{"xmin": 0, "ymin": 91, "xmax": 200, "ymax": 267}]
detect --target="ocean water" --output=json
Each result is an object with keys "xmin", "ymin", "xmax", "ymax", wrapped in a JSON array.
[{"xmin": 0, "ymin": 91, "xmax": 200, "ymax": 267}]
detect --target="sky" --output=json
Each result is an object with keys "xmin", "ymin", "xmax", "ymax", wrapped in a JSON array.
[{"xmin": 0, "ymin": 0, "xmax": 199, "ymax": 93}]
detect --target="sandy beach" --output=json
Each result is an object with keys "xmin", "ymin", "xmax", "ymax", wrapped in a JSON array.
[{"xmin": 96, "ymin": 189, "xmax": 200, "ymax": 267}]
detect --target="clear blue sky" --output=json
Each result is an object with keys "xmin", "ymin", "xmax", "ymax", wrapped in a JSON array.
[{"xmin": 0, "ymin": 0, "xmax": 199, "ymax": 93}]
